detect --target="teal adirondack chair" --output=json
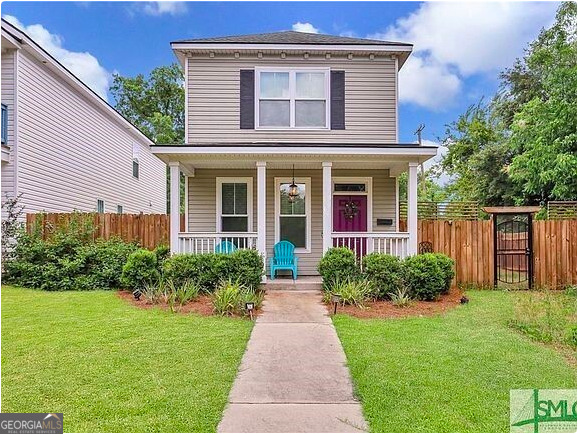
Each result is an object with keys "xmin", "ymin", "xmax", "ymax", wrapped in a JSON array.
[
  {"xmin": 270, "ymin": 241, "xmax": 298, "ymax": 280},
  {"xmin": 215, "ymin": 240, "xmax": 237, "ymax": 254}
]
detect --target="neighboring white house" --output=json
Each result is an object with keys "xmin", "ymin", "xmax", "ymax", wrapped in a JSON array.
[
  {"xmin": 152, "ymin": 31, "xmax": 437, "ymax": 276},
  {"xmin": 0, "ymin": 18, "xmax": 166, "ymax": 216}
]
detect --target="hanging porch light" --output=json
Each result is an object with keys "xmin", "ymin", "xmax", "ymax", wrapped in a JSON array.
[{"xmin": 288, "ymin": 164, "xmax": 300, "ymax": 203}]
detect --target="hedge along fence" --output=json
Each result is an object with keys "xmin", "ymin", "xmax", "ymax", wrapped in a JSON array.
[
  {"xmin": 26, "ymin": 213, "xmax": 576, "ymax": 289},
  {"xmin": 26, "ymin": 213, "xmax": 185, "ymax": 250},
  {"xmin": 400, "ymin": 219, "xmax": 577, "ymax": 289}
]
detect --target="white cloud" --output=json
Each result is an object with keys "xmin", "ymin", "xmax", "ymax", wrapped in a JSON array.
[
  {"xmin": 292, "ymin": 22, "xmax": 320, "ymax": 34},
  {"xmin": 3, "ymin": 15, "xmax": 111, "ymax": 100},
  {"xmin": 140, "ymin": 2, "xmax": 188, "ymax": 16},
  {"xmin": 369, "ymin": 2, "xmax": 558, "ymax": 109},
  {"xmin": 339, "ymin": 30, "xmax": 358, "ymax": 38},
  {"xmin": 398, "ymin": 56, "xmax": 461, "ymax": 111}
]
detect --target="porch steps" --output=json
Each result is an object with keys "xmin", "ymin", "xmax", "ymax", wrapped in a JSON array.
[{"xmin": 263, "ymin": 276, "xmax": 322, "ymax": 291}]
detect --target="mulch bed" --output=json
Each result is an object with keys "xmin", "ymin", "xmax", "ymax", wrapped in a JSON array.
[
  {"xmin": 117, "ymin": 290, "xmax": 216, "ymax": 316},
  {"xmin": 328, "ymin": 287, "xmax": 465, "ymax": 319}
]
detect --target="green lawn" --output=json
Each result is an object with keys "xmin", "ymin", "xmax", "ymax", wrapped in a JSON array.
[
  {"xmin": 1, "ymin": 286, "xmax": 252, "ymax": 433},
  {"xmin": 333, "ymin": 290, "xmax": 577, "ymax": 433}
]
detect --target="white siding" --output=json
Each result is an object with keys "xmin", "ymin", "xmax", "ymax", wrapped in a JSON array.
[
  {"xmin": 1, "ymin": 48, "xmax": 16, "ymax": 205},
  {"xmin": 15, "ymin": 49, "xmax": 166, "ymax": 214},
  {"xmin": 187, "ymin": 53, "xmax": 397, "ymax": 144},
  {"xmin": 187, "ymin": 168, "xmax": 396, "ymax": 275}
]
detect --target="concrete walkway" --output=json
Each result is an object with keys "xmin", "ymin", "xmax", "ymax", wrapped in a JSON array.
[{"xmin": 218, "ymin": 290, "xmax": 367, "ymax": 433}]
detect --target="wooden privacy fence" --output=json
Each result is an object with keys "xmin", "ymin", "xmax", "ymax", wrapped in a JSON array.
[
  {"xmin": 25, "ymin": 213, "xmax": 184, "ymax": 250},
  {"xmin": 532, "ymin": 220, "xmax": 577, "ymax": 288},
  {"xmin": 401, "ymin": 219, "xmax": 577, "ymax": 289}
]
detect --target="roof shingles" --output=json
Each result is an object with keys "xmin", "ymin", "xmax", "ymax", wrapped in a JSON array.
[{"xmin": 172, "ymin": 30, "xmax": 411, "ymax": 46}]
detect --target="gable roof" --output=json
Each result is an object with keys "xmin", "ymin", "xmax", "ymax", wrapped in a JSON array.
[
  {"xmin": 172, "ymin": 30, "xmax": 413, "ymax": 68},
  {"xmin": 173, "ymin": 30, "xmax": 411, "ymax": 47},
  {"xmin": 0, "ymin": 18, "xmax": 154, "ymax": 146}
]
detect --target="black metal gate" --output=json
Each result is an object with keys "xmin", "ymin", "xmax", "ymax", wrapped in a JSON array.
[{"xmin": 494, "ymin": 213, "xmax": 533, "ymax": 289}]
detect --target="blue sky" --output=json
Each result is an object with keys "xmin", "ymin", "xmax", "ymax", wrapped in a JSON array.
[{"xmin": 2, "ymin": 1, "xmax": 560, "ymax": 150}]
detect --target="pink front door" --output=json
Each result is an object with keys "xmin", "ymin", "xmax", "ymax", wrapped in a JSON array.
[{"xmin": 333, "ymin": 195, "xmax": 368, "ymax": 256}]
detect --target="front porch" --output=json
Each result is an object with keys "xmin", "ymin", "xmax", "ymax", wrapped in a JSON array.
[{"xmin": 153, "ymin": 144, "xmax": 436, "ymax": 276}]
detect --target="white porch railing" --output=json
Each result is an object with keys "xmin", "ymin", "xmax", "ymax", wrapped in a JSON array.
[
  {"xmin": 331, "ymin": 232, "xmax": 410, "ymax": 259},
  {"xmin": 178, "ymin": 232, "xmax": 258, "ymax": 254}
]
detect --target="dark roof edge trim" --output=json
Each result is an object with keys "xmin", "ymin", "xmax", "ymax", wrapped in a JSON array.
[{"xmin": 152, "ymin": 143, "xmax": 437, "ymax": 149}]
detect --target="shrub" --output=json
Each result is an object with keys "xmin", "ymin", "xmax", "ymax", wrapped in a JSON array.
[
  {"xmin": 362, "ymin": 253, "xmax": 403, "ymax": 299},
  {"xmin": 121, "ymin": 249, "xmax": 160, "ymax": 290},
  {"xmin": 211, "ymin": 279, "xmax": 263, "ymax": 316},
  {"xmin": 162, "ymin": 254, "xmax": 219, "ymax": 291},
  {"xmin": 430, "ymin": 253, "xmax": 455, "ymax": 294},
  {"xmin": 175, "ymin": 279, "xmax": 200, "ymax": 306},
  {"xmin": 77, "ymin": 238, "xmax": 139, "ymax": 290},
  {"xmin": 3, "ymin": 231, "xmax": 138, "ymax": 291},
  {"xmin": 163, "ymin": 250, "xmax": 263, "ymax": 292},
  {"xmin": 328, "ymin": 278, "xmax": 375, "ymax": 308},
  {"xmin": 318, "ymin": 248, "xmax": 360, "ymax": 291},
  {"xmin": 212, "ymin": 280, "xmax": 243, "ymax": 316},
  {"xmin": 229, "ymin": 249, "xmax": 264, "ymax": 290},
  {"xmin": 402, "ymin": 254, "xmax": 446, "ymax": 301},
  {"xmin": 153, "ymin": 244, "xmax": 170, "ymax": 272},
  {"xmin": 389, "ymin": 286, "xmax": 413, "ymax": 308},
  {"xmin": 141, "ymin": 281, "xmax": 162, "ymax": 304}
]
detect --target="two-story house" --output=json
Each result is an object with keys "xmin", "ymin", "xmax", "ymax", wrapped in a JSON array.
[
  {"xmin": 152, "ymin": 31, "xmax": 436, "ymax": 276},
  {"xmin": 1, "ymin": 19, "xmax": 166, "ymax": 216}
]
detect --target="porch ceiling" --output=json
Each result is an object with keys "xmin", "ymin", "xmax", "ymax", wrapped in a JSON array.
[{"xmin": 152, "ymin": 143, "xmax": 437, "ymax": 175}]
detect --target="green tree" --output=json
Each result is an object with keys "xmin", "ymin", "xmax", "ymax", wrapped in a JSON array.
[
  {"xmin": 110, "ymin": 64, "xmax": 186, "ymax": 212},
  {"xmin": 110, "ymin": 63, "xmax": 185, "ymax": 143},
  {"xmin": 506, "ymin": 2, "xmax": 577, "ymax": 202},
  {"xmin": 398, "ymin": 169, "xmax": 450, "ymax": 202},
  {"xmin": 439, "ymin": 103, "xmax": 519, "ymax": 205},
  {"xmin": 439, "ymin": 2, "xmax": 576, "ymax": 205}
]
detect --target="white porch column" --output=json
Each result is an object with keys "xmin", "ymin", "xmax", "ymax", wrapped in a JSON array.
[
  {"xmin": 256, "ymin": 162, "xmax": 267, "ymax": 280},
  {"xmin": 169, "ymin": 162, "xmax": 181, "ymax": 254},
  {"xmin": 322, "ymin": 162, "xmax": 333, "ymax": 253},
  {"xmin": 407, "ymin": 162, "xmax": 419, "ymax": 255}
]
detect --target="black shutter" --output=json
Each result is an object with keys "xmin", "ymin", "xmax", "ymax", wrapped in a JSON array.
[
  {"xmin": 240, "ymin": 70, "xmax": 255, "ymax": 129},
  {"xmin": 330, "ymin": 70, "xmax": 345, "ymax": 130}
]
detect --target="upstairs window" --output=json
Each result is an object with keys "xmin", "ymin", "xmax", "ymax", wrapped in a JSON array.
[
  {"xmin": 1, "ymin": 104, "xmax": 7, "ymax": 145},
  {"xmin": 132, "ymin": 144, "xmax": 140, "ymax": 179},
  {"xmin": 256, "ymin": 69, "xmax": 329, "ymax": 129}
]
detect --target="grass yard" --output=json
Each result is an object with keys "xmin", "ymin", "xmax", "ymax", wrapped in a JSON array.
[
  {"xmin": 333, "ymin": 290, "xmax": 577, "ymax": 433},
  {"xmin": 510, "ymin": 286, "xmax": 576, "ymax": 352},
  {"xmin": 1, "ymin": 286, "xmax": 252, "ymax": 433}
]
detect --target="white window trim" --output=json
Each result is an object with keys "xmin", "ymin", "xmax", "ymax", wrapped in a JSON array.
[
  {"xmin": 216, "ymin": 177, "xmax": 254, "ymax": 233},
  {"xmin": 331, "ymin": 177, "xmax": 373, "ymax": 233},
  {"xmin": 274, "ymin": 177, "xmax": 312, "ymax": 253},
  {"xmin": 255, "ymin": 67, "xmax": 330, "ymax": 130},
  {"xmin": 132, "ymin": 144, "xmax": 140, "ymax": 179}
]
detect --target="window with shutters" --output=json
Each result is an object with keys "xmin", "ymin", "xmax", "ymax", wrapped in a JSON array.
[
  {"xmin": 216, "ymin": 177, "xmax": 253, "ymax": 232},
  {"xmin": 255, "ymin": 68, "xmax": 329, "ymax": 129}
]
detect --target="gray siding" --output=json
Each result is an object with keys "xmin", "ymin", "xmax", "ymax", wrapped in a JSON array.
[
  {"xmin": 186, "ymin": 53, "xmax": 397, "ymax": 144},
  {"xmin": 1, "ymin": 48, "xmax": 16, "ymax": 205},
  {"xmin": 15, "ymin": 49, "xmax": 166, "ymax": 214},
  {"xmin": 187, "ymin": 168, "xmax": 396, "ymax": 275}
]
